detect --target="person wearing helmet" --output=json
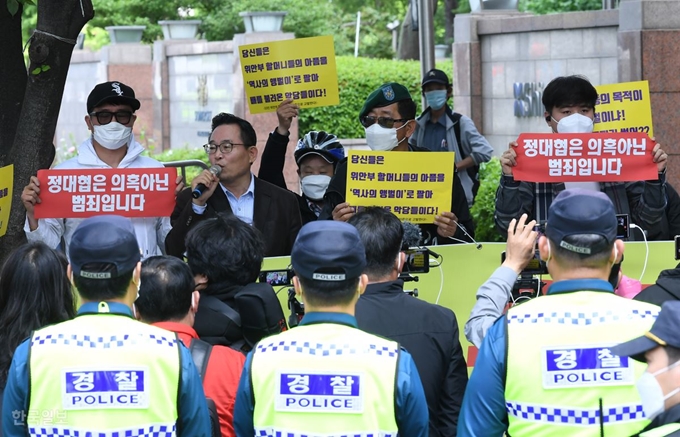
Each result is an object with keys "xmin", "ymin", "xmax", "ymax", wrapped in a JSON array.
[{"xmin": 258, "ymin": 99, "xmax": 344, "ymax": 224}]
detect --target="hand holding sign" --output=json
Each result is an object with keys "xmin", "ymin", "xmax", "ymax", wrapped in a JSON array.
[
  {"xmin": 21, "ymin": 176, "xmax": 42, "ymax": 231},
  {"xmin": 651, "ymin": 141, "xmax": 668, "ymax": 172},
  {"xmin": 276, "ymin": 99, "xmax": 299, "ymax": 136},
  {"xmin": 500, "ymin": 142, "xmax": 519, "ymax": 176}
]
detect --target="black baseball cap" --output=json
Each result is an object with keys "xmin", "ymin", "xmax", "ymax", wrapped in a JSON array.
[
  {"xmin": 422, "ymin": 69, "xmax": 450, "ymax": 87},
  {"xmin": 291, "ymin": 221, "xmax": 366, "ymax": 282},
  {"xmin": 611, "ymin": 301, "xmax": 677, "ymax": 362},
  {"xmin": 69, "ymin": 215, "xmax": 141, "ymax": 279},
  {"xmin": 545, "ymin": 189, "xmax": 617, "ymax": 255},
  {"xmin": 87, "ymin": 81, "xmax": 141, "ymax": 114}
]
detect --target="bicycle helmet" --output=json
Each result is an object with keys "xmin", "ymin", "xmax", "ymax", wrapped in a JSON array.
[{"xmin": 294, "ymin": 131, "xmax": 345, "ymax": 167}]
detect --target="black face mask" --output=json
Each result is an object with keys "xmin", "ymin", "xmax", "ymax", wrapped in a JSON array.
[{"xmin": 608, "ymin": 254, "xmax": 624, "ymax": 290}]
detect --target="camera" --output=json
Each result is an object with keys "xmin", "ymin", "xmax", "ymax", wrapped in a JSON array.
[
  {"xmin": 616, "ymin": 214, "xmax": 630, "ymax": 240},
  {"xmin": 402, "ymin": 248, "xmax": 430, "ymax": 274},
  {"xmin": 258, "ymin": 269, "xmax": 295, "ymax": 287},
  {"xmin": 501, "ymin": 250, "xmax": 548, "ymax": 276}
]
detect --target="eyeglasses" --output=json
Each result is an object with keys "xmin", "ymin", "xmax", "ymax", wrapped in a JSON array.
[
  {"xmin": 89, "ymin": 111, "xmax": 133, "ymax": 125},
  {"xmin": 203, "ymin": 140, "xmax": 246, "ymax": 155},
  {"xmin": 360, "ymin": 116, "xmax": 409, "ymax": 129}
]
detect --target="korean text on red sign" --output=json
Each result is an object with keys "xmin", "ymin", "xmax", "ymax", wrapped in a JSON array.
[
  {"xmin": 512, "ymin": 132, "xmax": 658, "ymax": 183},
  {"xmin": 34, "ymin": 168, "xmax": 177, "ymax": 219}
]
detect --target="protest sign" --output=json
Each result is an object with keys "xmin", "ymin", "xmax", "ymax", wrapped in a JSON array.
[
  {"xmin": 512, "ymin": 132, "xmax": 657, "ymax": 183},
  {"xmin": 594, "ymin": 81, "xmax": 653, "ymax": 137},
  {"xmin": 346, "ymin": 151, "xmax": 454, "ymax": 223},
  {"xmin": 239, "ymin": 35, "xmax": 339, "ymax": 114},
  {"xmin": 0, "ymin": 164, "xmax": 13, "ymax": 237},
  {"xmin": 34, "ymin": 168, "xmax": 177, "ymax": 219}
]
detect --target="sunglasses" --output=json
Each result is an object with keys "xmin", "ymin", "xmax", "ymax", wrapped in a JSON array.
[
  {"xmin": 360, "ymin": 116, "xmax": 409, "ymax": 129},
  {"xmin": 89, "ymin": 111, "xmax": 133, "ymax": 125}
]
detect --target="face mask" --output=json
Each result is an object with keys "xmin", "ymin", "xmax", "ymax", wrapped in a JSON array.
[
  {"xmin": 92, "ymin": 122, "xmax": 132, "ymax": 150},
  {"xmin": 636, "ymin": 360, "xmax": 680, "ymax": 420},
  {"xmin": 425, "ymin": 90, "xmax": 448, "ymax": 111},
  {"xmin": 365, "ymin": 123, "xmax": 407, "ymax": 152},
  {"xmin": 553, "ymin": 113, "xmax": 594, "ymax": 134},
  {"xmin": 300, "ymin": 174, "xmax": 331, "ymax": 201}
]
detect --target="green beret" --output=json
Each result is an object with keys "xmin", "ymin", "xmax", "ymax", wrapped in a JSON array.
[{"xmin": 358, "ymin": 82, "xmax": 413, "ymax": 120}]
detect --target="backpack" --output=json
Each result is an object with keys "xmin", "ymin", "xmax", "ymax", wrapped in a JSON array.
[
  {"xmin": 189, "ymin": 338, "xmax": 221, "ymax": 437},
  {"xmin": 445, "ymin": 109, "xmax": 481, "ymax": 198}
]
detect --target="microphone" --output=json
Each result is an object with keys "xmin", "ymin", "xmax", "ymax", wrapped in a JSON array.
[
  {"xmin": 192, "ymin": 165, "xmax": 222, "ymax": 199},
  {"xmin": 450, "ymin": 220, "xmax": 483, "ymax": 250},
  {"xmin": 401, "ymin": 220, "xmax": 423, "ymax": 250}
]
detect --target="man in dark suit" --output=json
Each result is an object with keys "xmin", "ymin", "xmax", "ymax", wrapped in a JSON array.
[{"xmin": 166, "ymin": 113, "xmax": 302, "ymax": 258}]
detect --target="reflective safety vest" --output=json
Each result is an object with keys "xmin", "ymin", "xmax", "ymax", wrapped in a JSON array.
[
  {"xmin": 505, "ymin": 291, "xmax": 659, "ymax": 436},
  {"xmin": 28, "ymin": 306, "xmax": 181, "ymax": 437},
  {"xmin": 641, "ymin": 423, "xmax": 680, "ymax": 437},
  {"xmin": 251, "ymin": 322, "xmax": 400, "ymax": 437}
]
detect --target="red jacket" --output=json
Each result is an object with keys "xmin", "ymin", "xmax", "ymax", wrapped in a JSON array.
[{"xmin": 154, "ymin": 322, "xmax": 245, "ymax": 437}]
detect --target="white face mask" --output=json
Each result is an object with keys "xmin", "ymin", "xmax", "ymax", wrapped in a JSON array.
[
  {"xmin": 636, "ymin": 359, "xmax": 680, "ymax": 420},
  {"xmin": 553, "ymin": 113, "xmax": 594, "ymax": 134},
  {"xmin": 92, "ymin": 121, "xmax": 132, "ymax": 150},
  {"xmin": 365, "ymin": 123, "xmax": 407, "ymax": 152},
  {"xmin": 300, "ymin": 174, "xmax": 331, "ymax": 201}
]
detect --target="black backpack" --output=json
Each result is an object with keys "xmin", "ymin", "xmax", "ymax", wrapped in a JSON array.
[
  {"xmin": 189, "ymin": 338, "xmax": 221, "ymax": 437},
  {"xmin": 445, "ymin": 109, "xmax": 481, "ymax": 198}
]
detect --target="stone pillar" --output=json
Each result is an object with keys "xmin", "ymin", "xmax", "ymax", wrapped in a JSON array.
[
  {"xmin": 619, "ymin": 0, "xmax": 680, "ymax": 187},
  {"xmin": 101, "ymin": 44, "xmax": 155, "ymax": 149},
  {"xmin": 453, "ymin": 14, "xmax": 483, "ymax": 130},
  {"xmin": 233, "ymin": 32, "xmax": 299, "ymax": 192}
]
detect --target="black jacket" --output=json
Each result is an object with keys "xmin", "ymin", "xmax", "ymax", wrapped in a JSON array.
[
  {"xmin": 635, "ymin": 263, "xmax": 680, "ymax": 306},
  {"xmin": 257, "ymin": 128, "xmax": 322, "ymax": 225},
  {"xmin": 319, "ymin": 145, "xmax": 474, "ymax": 244},
  {"xmin": 631, "ymin": 404, "xmax": 680, "ymax": 436},
  {"xmin": 649, "ymin": 182, "xmax": 680, "ymax": 241},
  {"xmin": 355, "ymin": 280, "xmax": 468, "ymax": 437},
  {"xmin": 193, "ymin": 282, "xmax": 245, "ymax": 348}
]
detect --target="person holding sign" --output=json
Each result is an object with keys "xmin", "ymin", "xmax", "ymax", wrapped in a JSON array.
[
  {"xmin": 459, "ymin": 189, "xmax": 660, "ymax": 437},
  {"xmin": 319, "ymin": 82, "xmax": 473, "ymax": 245},
  {"xmin": 495, "ymin": 75, "xmax": 668, "ymax": 240},
  {"xmin": 409, "ymin": 69, "xmax": 493, "ymax": 206},
  {"xmin": 21, "ymin": 81, "xmax": 180, "ymax": 259},
  {"xmin": 166, "ymin": 113, "xmax": 302, "ymax": 258},
  {"xmin": 258, "ymin": 99, "xmax": 345, "ymax": 224}
]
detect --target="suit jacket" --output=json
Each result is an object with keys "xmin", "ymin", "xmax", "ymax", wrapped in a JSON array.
[{"xmin": 166, "ymin": 176, "xmax": 302, "ymax": 258}]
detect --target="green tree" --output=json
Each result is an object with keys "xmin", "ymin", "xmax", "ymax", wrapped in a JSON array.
[{"xmin": 518, "ymin": 0, "xmax": 601, "ymax": 14}]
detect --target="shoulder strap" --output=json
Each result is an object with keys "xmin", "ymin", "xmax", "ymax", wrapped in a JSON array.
[
  {"xmin": 200, "ymin": 294, "xmax": 241, "ymax": 327},
  {"xmin": 446, "ymin": 109, "xmax": 463, "ymax": 154},
  {"xmin": 189, "ymin": 338, "xmax": 213, "ymax": 381}
]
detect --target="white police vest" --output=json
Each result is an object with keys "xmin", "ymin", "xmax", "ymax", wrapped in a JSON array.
[{"xmin": 250, "ymin": 322, "xmax": 400, "ymax": 437}]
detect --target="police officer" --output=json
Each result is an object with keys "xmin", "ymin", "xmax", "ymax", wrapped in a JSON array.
[
  {"xmin": 458, "ymin": 189, "xmax": 660, "ymax": 436},
  {"xmin": 612, "ymin": 300, "xmax": 680, "ymax": 436},
  {"xmin": 2, "ymin": 215, "xmax": 210, "ymax": 436},
  {"xmin": 233, "ymin": 220, "xmax": 428, "ymax": 436}
]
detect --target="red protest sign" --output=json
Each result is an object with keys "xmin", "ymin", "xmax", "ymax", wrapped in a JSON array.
[
  {"xmin": 34, "ymin": 168, "xmax": 177, "ymax": 219},
  {"xmin": 512, "ymin": 132, "xmax": 658, "ymax": 183}
]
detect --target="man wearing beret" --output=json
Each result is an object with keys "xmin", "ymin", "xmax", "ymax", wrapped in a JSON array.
[
  {"xmin": 21, "ymin": 81, "xmax": 182, "ymax": 260},
  {"xmin": 233, "ymin": 220, "xmax": 428, "ymax": 436},
  {"xmin": 459, "ymin": 189, "xmax": 660, "ymax": 437},
  {"xmin": 2, "ymin": 215, "xmax": 210, "ymax": 436},
  {"xmin": 612, "ymin": 300, "xmax": 680, "ymax": 436},
  {"xmin": 319, "ymin": 82, "xmax": 474, "ymax": 245}
]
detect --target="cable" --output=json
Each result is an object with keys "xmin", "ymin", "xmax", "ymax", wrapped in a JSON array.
[
  {"xmin": 434, "ymin": 261, "xmax": 445, "ymax": 305},
  {"xmin": 630, "ymin": 223, "xmax": 649, "ymax": 282}
]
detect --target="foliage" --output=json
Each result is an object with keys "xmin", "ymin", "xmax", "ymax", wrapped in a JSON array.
[
  {"xmin": 470, "ymin": 157, "xmax": 504, "ymax": 242},
  {"xmin": 150, "ymin": 146, "xmax": 209, "ymax": 184},
  {"xmin": 518, "ymin": 0, "xmax": 601, "ymax": 14},
  {"xmin": 298, "ymin": 56, "xmax": 451, "ymax": 138}
]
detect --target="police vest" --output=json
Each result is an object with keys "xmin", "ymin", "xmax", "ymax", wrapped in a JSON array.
[
  {"xmin": 250, "ymin": 322, "xmax": 399, "ymax": 436},
  {"xmin": 641, "ymin": 423, "xmax": 680, "ymax": 437},
  {"xmin": 505, "ymin": 291, "xmax": 659, "ymax": 437},
  {"xmin": 28, "ymin": 307, "xmax": 181, "ymax": 436}
]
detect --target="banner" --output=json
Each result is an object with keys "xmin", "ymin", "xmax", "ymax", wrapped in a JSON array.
[
  {"xmin": 239, "ymin": 35, "xmax": 340, "ymax": 114},
  {"xmin": 346, "ymin": 151, "xmax": 454, "ymax": 223},
  {"xmin": 34, "ymin": 168, "xmax": 177, "ymax": 219},
  {"xmin": 512, "ymin": 132, "xmax": 657, "ymax": 183},
  {"xmin": 0, "ymin": 164, "xmax": 13, "ymax": 237},
  {"xmin": 594, "ymin": 81, "xmax": 653, "ymax": 137}
]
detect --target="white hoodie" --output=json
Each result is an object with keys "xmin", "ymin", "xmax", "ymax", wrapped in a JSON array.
[{"xmin": 24, "ymin": 137, "xmax": 172, "ymax": 259}]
